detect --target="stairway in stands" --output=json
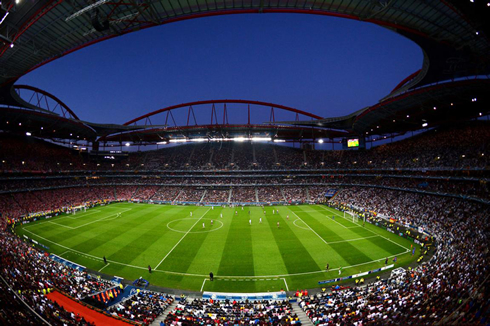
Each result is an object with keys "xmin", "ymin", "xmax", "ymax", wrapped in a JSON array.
[
  {"xmin": 150, "ymin": 300, "xmax": 178, "ymax": 326},
  {"xmin": 293, "ymin": 302, "xmax": 314, "ymax": 326}
]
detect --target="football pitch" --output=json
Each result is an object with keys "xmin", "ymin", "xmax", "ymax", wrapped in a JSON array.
[{"xmin": 17, "ymin": 203, "xmax": 418, "ymax": 292}]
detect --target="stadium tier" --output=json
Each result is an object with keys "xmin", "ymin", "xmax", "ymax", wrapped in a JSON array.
[{"xmin": 1, "ymin": 122, "xmax": 489, "ymax": 172}]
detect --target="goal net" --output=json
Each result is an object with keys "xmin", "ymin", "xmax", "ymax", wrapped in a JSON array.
[
  {"xmin": 344, "ymin": 210, "xmax": 359, "ymax": 224},
  {"xmin": 71, "ymin": 205, "xmax": 87, "ymax": 214}
]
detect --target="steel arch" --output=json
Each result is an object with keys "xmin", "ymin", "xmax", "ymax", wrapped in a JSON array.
[
  {"xmin": 13, "ymin": 85, "xmax": 80, "ymax": 120},
  {"xmin": 123, "ymin": 99, "xmax": 324, "ymax": 126}
]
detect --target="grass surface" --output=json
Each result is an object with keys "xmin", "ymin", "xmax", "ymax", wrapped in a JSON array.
[{"xmin": 17, "ymin": 203, "xmax": 418, "ymax": 292}]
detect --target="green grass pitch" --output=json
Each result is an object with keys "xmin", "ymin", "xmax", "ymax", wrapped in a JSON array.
[{"xmin": 16, "ymin": 203, "xmax": 419, "ymax": 293}]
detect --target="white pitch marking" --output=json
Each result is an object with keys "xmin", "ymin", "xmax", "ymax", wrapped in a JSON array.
[
  {"xmin": 61, "ymin": 209, "xmax": 102, "ymax": 220},
  {"xmin": 281, "ymin": 278, "xmax": 289, "ymax": 291},
  {"xmin": 98, "ymin": 263, "xmax": 110, "ymax": 272},
  {"xmin": 72, "ymin": 208, "xmax": 132, "ymax": 229},
  {"xmin": 47, "ymin": 221, "xmax": 74, "ymax": 229},
  {"xmin": 23, "ymin": 206, "xmax": 410, "ymax": 279},
  {"xmin": 327, "ymin": 235, "xmax": 379, "ymax": 244},
  {"xmin": 292, "ymin": 219, "xmax": 310, "ymax": 230},
  {"xmin": 59, "ymin": 250, "xmax": 70, "ymax": 256},
  {"xmin": 289, "ymin": 210, "xmax": 329, "ymax": 246},
  {"xmin": 320, "ymin": 206, "xmax": 409, "ymax": 251},
  {"xmin": 46, "ymin": 208, "xmax": 132, "ymax": 230},
  {"xmin": 200, "ymin": 279, "xmax": 207, "ymax": 292},
  {"xmin": 155, "ymin": 208, "xmax": 210, "ymax": 270}
]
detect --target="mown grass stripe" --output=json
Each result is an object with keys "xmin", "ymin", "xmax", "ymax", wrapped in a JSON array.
[
  {"xmin": 354, "ymin": 230, "xmax": 408, "ymax": 256},
  {"xmin": 17, "ymin": 203, "xmax": 420, "ymax": 292},
  {"xmin": 217, "ymin": 209, "xmax": 254, "ymax": 277},
  {"xmin": 69, "ymin": 205, "xmax": 165, "ymax": 256},
  {"xmin": 186, "ymin": 208, "xmax": 234, "ymax": 276},
  {"xmin": 266, "ymin": 210, "xmax": 321, "ymax": 274},
  {"xmin": 290, "ymin": 206, "xmax": 346, "ymax": 242},
  {"xmin": 250, "ymin": 207, "xmax": 289, "ymax": 277},
  {"xmin": 154, "ymin": 209, "xmax": 214, "ymax": 275},
  {"xmin": 290, "ymin": 206, "xmax": 376, "ymax": 268}
]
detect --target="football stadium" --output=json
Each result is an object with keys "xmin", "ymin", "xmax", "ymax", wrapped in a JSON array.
[{"xmin": 1, "ymin": 0, "xmax": 489, "ymax": 325}]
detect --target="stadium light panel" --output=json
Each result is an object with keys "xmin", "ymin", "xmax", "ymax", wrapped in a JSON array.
[
  {"xmin": 125, "ymin": 142, "xmax": 130, "ymax": 146},
  {"xmin": 234, "ymin": 137, "xmax": 246, "ymax": 142},
  {"xmin": 25, "ymin": 132, "xmax": 31, "ymax": 136},
  {"xmin": 211, "ymin": 138, "xmax": 233, "ymax": 141},
  {"xmin": 422, "ymin": 123, "xmax": 428, "ymax": 127},
  {"xmin": 273, "ymin": 139, "xmax": 285, "ymax": 143},
  {"xmin": 169, "ymin": 139, "xmax": 187, "ymax": 143},
  {"xmin": 318, "ymin": 139, "xmax": 324, "ymax": 143},
  {"xmin": 192, "ymin": 138, "xmax": 207, "ymax": 142},
  {"xmin": 157, "ymin": 141, "xmax": 168, "ymax": 145},
  {"xmin": 251, "ymin": 137, "xmax": 271, "ymax": 142}
]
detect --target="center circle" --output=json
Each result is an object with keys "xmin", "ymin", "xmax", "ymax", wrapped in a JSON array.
[
  {"xmin": 167, "ymin": 218, "xmax": 224, "ymax": 234},
  {"xmin": 293, "ymin": 219, "xmax": 310, "ymax": 230}
]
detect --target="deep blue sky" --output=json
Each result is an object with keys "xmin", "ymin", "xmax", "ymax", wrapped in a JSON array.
[{"xmin": 18, "ymin": 14, "xmax": 423, "ymax": 125}]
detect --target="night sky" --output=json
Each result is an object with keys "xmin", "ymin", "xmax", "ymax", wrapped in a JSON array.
[{"xmin": 17, "ymin": 14, "xmax": 423, "ymax": 125}]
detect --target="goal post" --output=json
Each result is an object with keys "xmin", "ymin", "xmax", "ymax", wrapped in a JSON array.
[
  {"xmin": 344, "ymin": 210, "xmax": 359, "ymax": 223},
  {"xmin": 71, "ymin": 205, "xmax": 86, "ymax": 214}
]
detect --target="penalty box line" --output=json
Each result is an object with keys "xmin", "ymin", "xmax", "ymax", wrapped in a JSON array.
[
  {"xmin": 320, "ymin": 205, "xmax": 410, "ymax": 252},
  {"xmin": 319, "ymin": 205, "xmax": 360, "ymax": 229},
  {"xmin": 155, "ymin": 208, "xmax": 211, "ymax": 270},
  {"xmin": 289, "ymin": 209, "xmax": 329, "ymax": 246},
  {"xmin": 42, "ymin": 208, "xmax": 132, "ymax": 230}
]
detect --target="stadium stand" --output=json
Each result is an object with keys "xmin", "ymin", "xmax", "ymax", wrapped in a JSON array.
[
  {"xmin": 0, "ymin": 121, "xmax": 489, "ymax": 325},
  {"xmin": 164, "ymin": 297, "xmax": 301, "ymax": 325},
  {"xmin": 297, "ymin": 188, "xmax": 489, "ymax": 325},
  {"xmin": 108, "ymin": 291, "xmax": 174, "ymax": 325}
]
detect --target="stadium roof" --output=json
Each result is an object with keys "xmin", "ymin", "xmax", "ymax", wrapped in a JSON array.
[{"xmin": 0, "ymin": 0, "xmax": 489, "ymax": 143}]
